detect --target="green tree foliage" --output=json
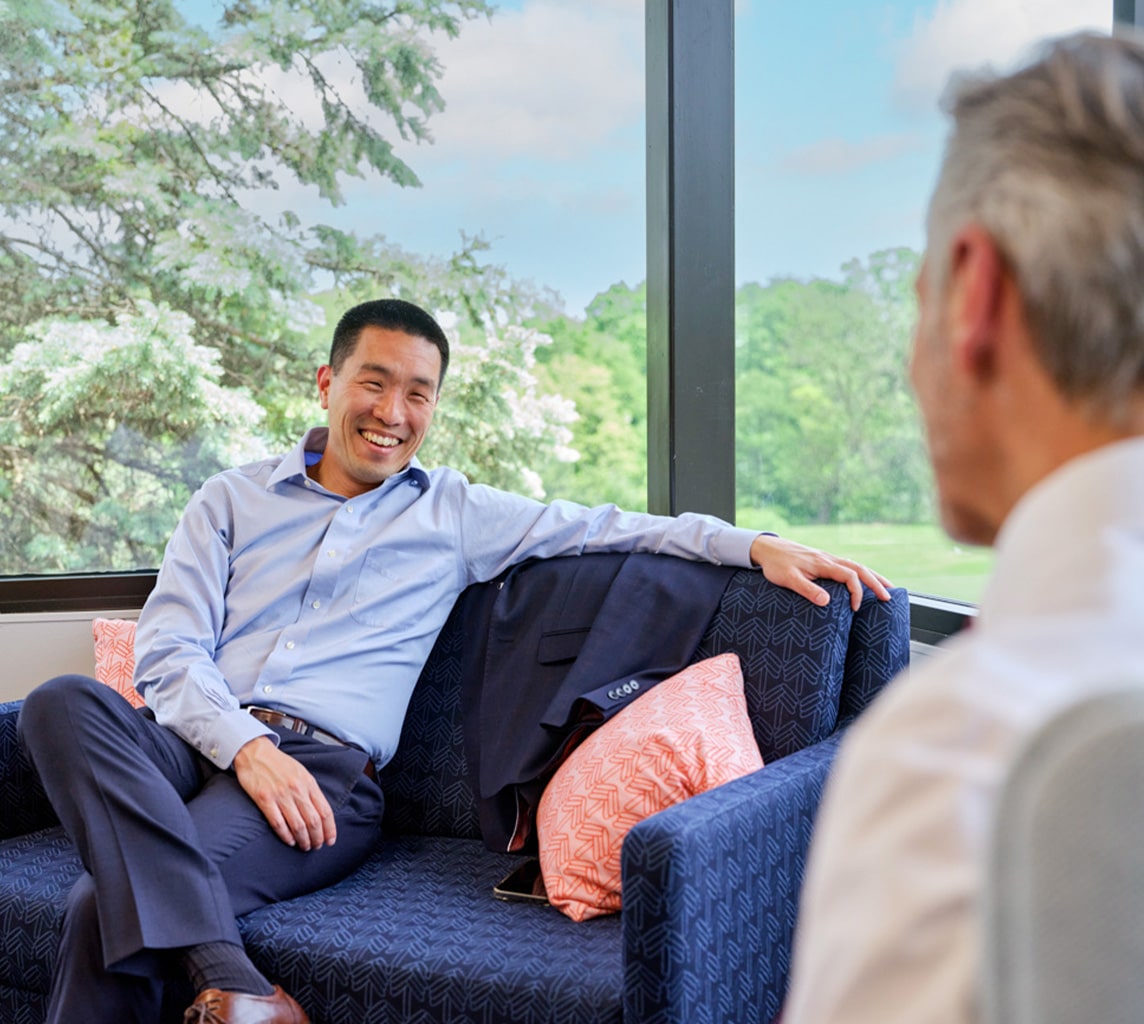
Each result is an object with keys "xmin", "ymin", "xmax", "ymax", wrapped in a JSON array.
[
  {"xmin": 531, "ymin": 282, "xmax": 648, "ymax": 510},
  {"xmin": 0, "ymin": 0, "xmax": 582, "ymax": 573},
  {"xmin": 735, "ymin": 247, "xmax": 932, "ymax": 525}
]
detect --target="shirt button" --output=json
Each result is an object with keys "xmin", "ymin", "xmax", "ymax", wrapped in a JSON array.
[
  {"xmin": 345, "ymin": 504, "xmax": 354, "ymax": 514},
  {"xmin": 311, "ymin": 599, "xmax": 321, "ymax": 610},
  {"xmin": 285, "ymin": 641, "xmax": 295, "ymax": 650},
  {"xmin": 304, "ymin": 479, "xmax": 312, "ymax": 487},
  {"xmin": 327, "ymin": 549, "xmax": 337, "ymax": 557},
  {"xmin": 263, "ymin": 685, "xmax": 273, "ymax": 693},
  {"xmin": 210, "ymin": 746, "xmax": 219, "ymax": 759}
]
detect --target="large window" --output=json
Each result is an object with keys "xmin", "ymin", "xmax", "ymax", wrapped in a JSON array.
[
  {"xmin": 0, "ymin": 0, "xmax": 1124, "ymax": 618},
  {"xmin": 734, "ymin": 0, "xmax": 1110, "ymax": 603},
  {"xmin": 0, "ymin": 0, "xmax": 647, "ymax": 576}
]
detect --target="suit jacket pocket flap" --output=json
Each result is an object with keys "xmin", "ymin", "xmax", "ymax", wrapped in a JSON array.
[{"xmin": 537, "ymin": 628, "xmax": 590, "ymax": 664}]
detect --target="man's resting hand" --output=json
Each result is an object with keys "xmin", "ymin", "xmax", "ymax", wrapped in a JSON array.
[
  {"xmin": 232, "ymin": 736, "xmax": 337, "ymax": 851},
  {"xmin": 750, "ymin": 533, "xmax": 893, "ymax": 612}
]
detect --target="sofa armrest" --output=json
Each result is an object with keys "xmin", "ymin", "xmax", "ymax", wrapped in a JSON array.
[
  {"xmin": 0, "ymin": 700, "xmax": 57, "ymax": 839},
  {"xmin": 621, "ymin": 731, "xmax": 843, "ymax": 1024}
]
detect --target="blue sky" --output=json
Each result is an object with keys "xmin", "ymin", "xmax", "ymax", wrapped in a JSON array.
[{"xmin": 183, "ymin": 0, "xmax": 1112, "ymax": 315}]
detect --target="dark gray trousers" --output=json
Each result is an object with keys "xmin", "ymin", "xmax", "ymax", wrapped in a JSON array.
[{"xmin": 17, "ymin": 674, "xmax": 386, "ymax": 1024}]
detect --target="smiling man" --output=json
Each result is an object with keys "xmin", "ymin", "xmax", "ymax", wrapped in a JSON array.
[
  {"xmin": 18, "ymin": 297, "xmax": 889, "ymax": 1024},
  {"xmin": 782, "ymin": 30, "xmax": 1144, "ymax": 1024}
]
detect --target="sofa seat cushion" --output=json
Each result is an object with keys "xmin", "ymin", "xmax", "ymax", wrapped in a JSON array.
[
  {"xmin": 0, "ymin": 828, "xmax": 623, "ymax": 1024},
  {"xmin": 238, "ymin": 835, "xmax": 624, "ymax": 1024},
  {"xmin": 0, "ymin": 827, "xmax": 82, "ymax": 997}
]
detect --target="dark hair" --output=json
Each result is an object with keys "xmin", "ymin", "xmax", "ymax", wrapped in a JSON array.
[{"xmin": 329, "ymin": 299, "xmax": 450, "ymax": 387}]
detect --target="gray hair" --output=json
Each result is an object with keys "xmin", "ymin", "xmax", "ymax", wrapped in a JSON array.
[{"xmin": 926, "ymin": 31, "xmax": 1144, "ymax": 422}]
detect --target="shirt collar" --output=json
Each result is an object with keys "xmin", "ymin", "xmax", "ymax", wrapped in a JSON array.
[
  {"xmin": 266, "ymin": 427, "xmax": 432, "ymax": 493},
  {"xmin": 978, "ymin": 436, "xmax": 1144, "ymax": 625}
]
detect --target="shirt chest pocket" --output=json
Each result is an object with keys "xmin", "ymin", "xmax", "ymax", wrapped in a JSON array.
[{"xmin": 351, "ymin": 547, "xmax": 446, "ymax": 630}]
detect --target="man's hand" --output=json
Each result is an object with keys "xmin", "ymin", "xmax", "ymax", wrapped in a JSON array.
[
  {"xmin": 750, "ymin": 534, "xmax": 892, "ymax": 612},
  {"xmin": 232, "ymin": 736, "xmax": 337, "ymax": 851}
]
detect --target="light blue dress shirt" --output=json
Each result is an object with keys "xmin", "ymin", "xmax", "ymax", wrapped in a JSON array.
[{"xmin": 134, "ymin": 428, "xmax": 761, "ymax": 770}]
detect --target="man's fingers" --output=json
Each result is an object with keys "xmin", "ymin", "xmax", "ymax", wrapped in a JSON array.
[
  {"xmin": 319, "ymin": 800, "xmax": 337, "ymax": 847},
  {"xmin": 303, "ymin": 790, "xmax": 337, "ymax": 850},
  {"xmin": 286, "ymin": 784, "xmax": 336, "ymax": 850},
  {"xmin": 815, "ymin": 563, "xmax": 863, "ymax": 611},
  {"xmin": 260, "ymin": 801, "xmax": 297, "ymax": 848},
  {"xmin": 750, "ymin": 534, "xmax": 892, "ymax": 608},
  {"xmin": 265, "ymin": 790, "xmax": 335, "ymax": 851},
  {"xmin": 775, "ymin": 569, "xmax": 831, "ymax": 607},
  {"xmin": 820, "ymin": 559, "xmax": 894, "ymax": 609},
  {"xmin": 853, "ymin": 562, "xmax": 893, "ymax": 599},
  {"xmin": 233, "ymin": 738, "xmax": 337, "ymax": 851}
]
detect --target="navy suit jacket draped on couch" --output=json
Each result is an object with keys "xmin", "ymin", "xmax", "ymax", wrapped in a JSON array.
[{"xmin": 459, "ymin": 553, "xmax": 736, "ymax": 853}]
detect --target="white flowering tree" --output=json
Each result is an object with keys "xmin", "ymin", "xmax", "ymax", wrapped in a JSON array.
[
  {"xmin": 0, "ymin": 304, "xmax": 268, "ymax": 571},
  {"xmin": 420, "ymin": 320, "xmax": 579, "ymax": 500},
  {"xmin": 0, "ymin": 0, "xmax": 584, "ymax": 574}
]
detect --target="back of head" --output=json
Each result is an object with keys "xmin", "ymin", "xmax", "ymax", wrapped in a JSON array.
[
  {"xmin": 330, "ymin": 298, "xmax": 451, "ymax": 386},
  {"xmin": 926, "ymin": 31, "xmax": 1144, "ymax": 424}
]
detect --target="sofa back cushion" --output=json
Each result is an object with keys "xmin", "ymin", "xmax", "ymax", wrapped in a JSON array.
[
  {"xmin": 690, "ymin": 572, "xmax": 857, "ymax": 763},
  {"xmin": 839, "ymin": 586, "xmax": 911, "ymax": 723},
  {"xmin": 378, "ymin": 596, "xmax": 483, "ymax": 839}
]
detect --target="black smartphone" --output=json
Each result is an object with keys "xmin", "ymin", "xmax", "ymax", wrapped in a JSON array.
[{"xmin": 492, "ymin": 858, "xmax": 549, "ymax": 905}]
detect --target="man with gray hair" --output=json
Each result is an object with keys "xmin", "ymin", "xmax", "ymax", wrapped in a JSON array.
[{"xmin": 783, "ymin": 31, "xmax": 1144, "ymax": 1024}]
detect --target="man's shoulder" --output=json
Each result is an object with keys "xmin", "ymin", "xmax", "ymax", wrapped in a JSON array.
[{"xmin": 186, "ymin": 453, "xmax": 290, "ymax": 510}]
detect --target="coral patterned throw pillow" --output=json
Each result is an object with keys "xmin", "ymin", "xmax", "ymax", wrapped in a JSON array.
[
  {"xmin": 92, "ymin": 617, "xmax": 144, "ymax": 709},
  {"xmin": 537, "ymin": 653, "xmax": 764, "ymax": 921}
]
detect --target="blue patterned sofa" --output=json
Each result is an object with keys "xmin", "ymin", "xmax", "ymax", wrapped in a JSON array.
[{"xmin": 0, "ymin": 563, "xmax": 909, "ymax": 1024}]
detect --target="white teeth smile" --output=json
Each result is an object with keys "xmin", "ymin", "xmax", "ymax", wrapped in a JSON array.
[{"xmin": 362, "ymin": 430, "xmax": 400, "ymax": 448}]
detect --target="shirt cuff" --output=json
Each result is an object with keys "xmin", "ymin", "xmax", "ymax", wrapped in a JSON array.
[
  {"xmin": 710, "ymin": 526, "xmax": 770, "ymax": 568},
  {"xmin": 204, "ymin": 708, "xmax": 278, "ymax": 770}
]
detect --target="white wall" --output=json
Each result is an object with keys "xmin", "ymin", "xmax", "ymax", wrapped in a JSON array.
[{"xmin": 0, "ymin": 610, "xmax": 138, "ymax": 702}]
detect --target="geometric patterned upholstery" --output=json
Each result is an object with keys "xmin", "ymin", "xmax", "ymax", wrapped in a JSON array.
[
  {"xmin": 840, "ymin": 586, "xmax": 911, "ymax": 724},
  {"xmin": 0, "ymin": 567, "xmax": 911, "ymax": 1024},
  {"xmin": 239, "ymin": 835, "xmax": 624, "ymax": 1024},
  {"xmin": 0, "ymin": 701, "xmax": 56, "ymax": 841},
  {"xmin": 377, "ymin": 596, "xmax": 482, "ymax": 840},
  {"xmin": 622, "ymin": 732, "xmax": 845, "ymax": 1024},
  {"xmin": 692, "ymin": 574, "xmax": 854, "ymax": 762},
  {"xmin": 0, "ymin": 826, "xmax": 80, "ymax": 1016}
]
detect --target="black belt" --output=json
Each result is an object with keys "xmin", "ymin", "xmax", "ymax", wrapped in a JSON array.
[{"xmin": 245, "ymin": 706, "xmax": 377, "ymax": 782}]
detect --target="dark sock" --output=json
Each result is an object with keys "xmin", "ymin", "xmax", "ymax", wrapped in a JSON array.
[{"xmin": 178, "ymin": 940, "xmax": 274, "ymax": 997}]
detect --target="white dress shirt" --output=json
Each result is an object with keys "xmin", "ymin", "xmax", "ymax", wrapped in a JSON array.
[{"xmin": 783, "ymin": 437, "xmax": 1144, "ymax": 1024}]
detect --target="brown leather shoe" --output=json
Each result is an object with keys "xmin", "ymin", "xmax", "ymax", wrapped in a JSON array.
[{"xmin": 183, "ymin": 985, "xmax": 309, "ymax": 1024}]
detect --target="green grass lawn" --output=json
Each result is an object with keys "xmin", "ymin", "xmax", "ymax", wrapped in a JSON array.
[{"xmin": 737, "ymin": 513, "xmax": 992, "ymax": 605}]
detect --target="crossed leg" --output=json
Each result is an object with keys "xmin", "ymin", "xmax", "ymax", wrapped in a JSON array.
[{"xmin": 18, "ymin": 675, "xmax": 385, "ymax": 1024}]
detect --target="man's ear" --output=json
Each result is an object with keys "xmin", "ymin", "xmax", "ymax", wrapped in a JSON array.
[
  {"xmin": 946, "ymin": 224, "xmax": 1007, "ymax": 382},
  {"xmin": 316, "ymin": 365, "xmax": 332, "ymax": 410}
]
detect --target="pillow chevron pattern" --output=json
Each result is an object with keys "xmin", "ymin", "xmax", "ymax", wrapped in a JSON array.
[
  {"xmin": 91, "ymin": 617, "xmax": 144, "ymax": 709},
  {"xmin": 537, "ymin": 653, "xmax": 764, "ymax": 921}
]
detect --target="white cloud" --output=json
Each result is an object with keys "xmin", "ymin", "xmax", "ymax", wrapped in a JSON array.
[
  {"xmin": 777, "ymin": 132, "xmax": 926, "ymax": 176},
  {"xmin": 157, "ymin": 1, "xmax": 645, "ymax": 170},
  {"xmin": 415, "ymin": 0, "xmax": 644, "ymax": 163},
  {"xmin": 893, "ymin": 0, "xmax": 1110, "ymax": 113}
]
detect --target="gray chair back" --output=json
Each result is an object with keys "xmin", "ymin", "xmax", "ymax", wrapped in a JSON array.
[{"xmin": 984, "ymin": 685, "xmax": 1144, "ymax": 1024}]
